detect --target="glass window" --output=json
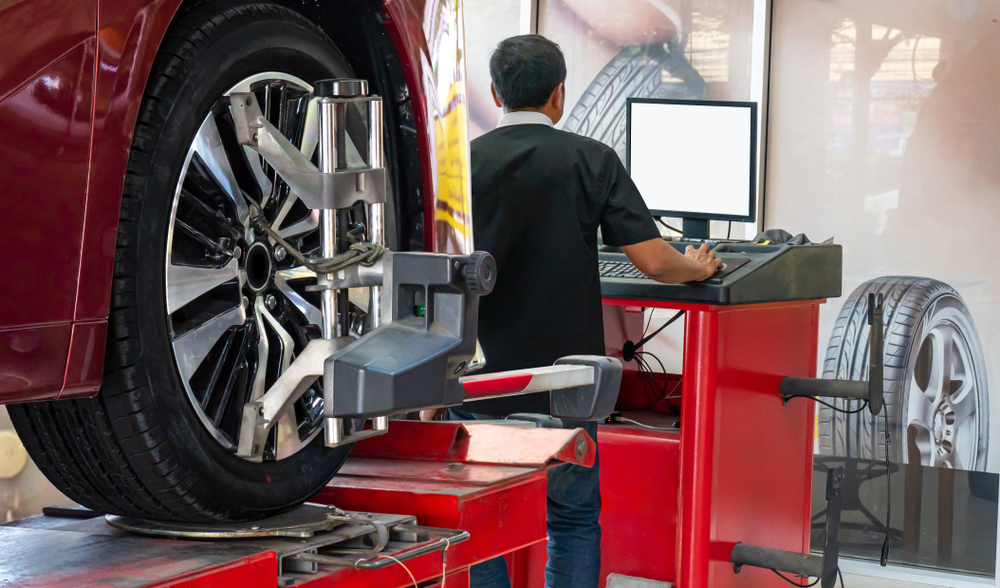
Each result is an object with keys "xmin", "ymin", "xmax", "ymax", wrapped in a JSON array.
[
  {"xmin": 769, "ymin": 0, "xmax": 1000, "ymax": 577},
  {"xmin": 463, "ymin": 0, "xmax": 522, "ymax": 138},
  {"xmin": 537, "ymin": 0, "xmax": 757, "ymax": 239}
]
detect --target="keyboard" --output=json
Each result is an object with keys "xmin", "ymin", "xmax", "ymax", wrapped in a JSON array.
[{"xmin": 599, "ymin": 260, "xmax": 650, "ymax": 280}]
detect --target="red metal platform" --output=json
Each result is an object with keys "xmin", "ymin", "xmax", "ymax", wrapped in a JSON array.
[{"xmin": 0, "ymin": 421, "xmax": 593, "ymax": 588}]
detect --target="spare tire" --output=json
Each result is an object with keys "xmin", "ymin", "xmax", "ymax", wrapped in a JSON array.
[
  {"xmin": 562, "ymin": 42, "xmax": 706, "ymax": 162},
  {"xmin": 8, "ymin": 1, "xmax": 370, "ymax": 521},
  {"xmin": 818, "ymin": 277, "xmax": 989, "ymax": 471}
]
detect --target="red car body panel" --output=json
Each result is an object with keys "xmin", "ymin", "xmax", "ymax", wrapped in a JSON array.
[{"xmin": 0, "ymin": 0, "xmax": 465, "ymax": 403}]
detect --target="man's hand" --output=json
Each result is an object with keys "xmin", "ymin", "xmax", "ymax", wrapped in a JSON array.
[
  {"xmin": 622, "ymin": 238, "xmax": 723, "ymax": 284},
  {"xmin": 684, "ymin": 243, "xmax": 723, "ymax": 281}
]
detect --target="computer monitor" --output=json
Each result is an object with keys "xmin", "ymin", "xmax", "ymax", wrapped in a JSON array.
[{"xmin": 626, "ymin": 98, "xmax": 757, "ymax": 239}]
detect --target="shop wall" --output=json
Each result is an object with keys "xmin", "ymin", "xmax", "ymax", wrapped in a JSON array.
[{"xmin": 768, "ymin": 0, "xmax": 1000, "ymax": 576}]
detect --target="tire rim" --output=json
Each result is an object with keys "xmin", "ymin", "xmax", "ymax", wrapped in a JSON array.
[
  {"xmin": 906, "ymin": 301, "xmax": 982, "ymax": 469},
  {"xmin": 165, "ymin": 72, "xmax": 332, "ymax": 461}
]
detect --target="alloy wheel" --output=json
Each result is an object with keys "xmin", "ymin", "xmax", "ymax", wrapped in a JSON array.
[{"xmin": 165, "ymin": 72, "xmax": 339, "ymax": 461}]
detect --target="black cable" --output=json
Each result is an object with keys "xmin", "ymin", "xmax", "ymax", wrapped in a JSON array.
[
  {"xmin": 634, "ymin": 351, "xmax": 680, "ymax": 413},
  {"xmin": 838, "ymin": 567, "xmax": 845, "ymax": 588},
  {"xmin": 657, "ymin": 217, "xmax": 683, "ymax": 235},
  {"xmin": 881, "ymin": 408, "xmax": 890, "ymax": 566},
  {"xmin": 784, "ymin": 395, "xmax": 870, "ymax": 414},
  {"xmin": 635, "ymin": 311, "xmax": 685, "ymax": 349},
  {"xmin": 727, "ymin": 221, "xmax": 732, "ymax": 239},
  {"xmin": 771, "ymin": 569, "xmax": 820, "ymax": 587},
  {"xmin": 634, "ymin": 355, "xmax": 661, "ymax": 408},
  {"xmin": 642, "ymin": 309, "xmax": 655, "ymax": 340}
]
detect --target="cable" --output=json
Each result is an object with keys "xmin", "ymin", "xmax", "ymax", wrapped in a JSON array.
[
  {"xmin": 727, "ymin": 221, "xmax": 732, "ymax": 239},
  {"xmin": 377, "ymin": 555, "xmax": 418, "ymax": 588},
  {"xmin": 784, "ymin": 395, "xmax": 870, "ymax": 414},
  {"xmin": 642, "ymin": 309, "xmax": 655, "ymax": 340},
  {"xmin": 657, "ymin": 217, "xmax": 684, "ymax": 235},
  {"xmin": 619, "ymin": 416, "xmax": 676, "ymax": 431},
  {"xmin": 441, "ymin": 537, "xmax": 451, "ymax": 588},
  {"xmin": 635, "ymin": 311, "xmax": 685, "ymax": 349},
  {"xmin": 838, "ymin": 567, "xmax": 845, "ymax": 588},
  {"xmin": 881, "ymin": 408, "xmax": 890, "ymax": 566},
  {"xmin": 771, "ymin": 569, "xmax": 820, "ymax": 587},
  {"xmin": 635, "ymin": 351, "xmax": 678, "ymax": 412}
]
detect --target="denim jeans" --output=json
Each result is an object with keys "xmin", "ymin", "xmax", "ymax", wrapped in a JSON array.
[{"xmin": 446, "ymin": 410, "xmax": 602, "ymax": 588}]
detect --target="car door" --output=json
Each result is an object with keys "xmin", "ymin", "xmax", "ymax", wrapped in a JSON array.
[{"xmin": 0, "ymin": 0, "xmax": 98, "ymax": 399}]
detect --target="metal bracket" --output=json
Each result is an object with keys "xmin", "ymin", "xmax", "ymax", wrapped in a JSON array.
[
  {"xmin": 779, "ymin": 293, "xmax": 884, "ymax": 415},
  {"xmin": 236, "ymin": 337, "xmax": 354, "ymax": 461},
  {"xmin": 729, "ymin": 467, "xmax": 843, "ymax": 588},
  {"xmin": 229, "ymin": 92, "xmax": 386, "ymax": 210}
]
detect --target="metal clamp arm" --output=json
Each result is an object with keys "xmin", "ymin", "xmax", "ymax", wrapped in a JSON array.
[
  {"xmin": 229, "ymin": 92, "xmax": 386, "ymax": 210},
  {"xmin": 459, "ymin": 356, "xmax": 623, "ymax": 421},
  {"xmin": 779, "ymin": 293, "xmax": 884, "ymax": 415}
]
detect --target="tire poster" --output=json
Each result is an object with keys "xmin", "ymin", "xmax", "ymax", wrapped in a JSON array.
[{"xmin": 465, "ymin": 0, "xmax": 1000, "ymax": 579}]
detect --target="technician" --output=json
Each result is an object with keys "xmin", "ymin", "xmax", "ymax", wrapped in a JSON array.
[{"xmin": 448, "ymin": 35, "xmax": 721, "ymax": 588}]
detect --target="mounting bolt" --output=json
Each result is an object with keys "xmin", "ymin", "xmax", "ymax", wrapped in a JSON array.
[
  {"xmin": 446, "ymin": 463, "xmax": 464, "ymax": 473},
  {"xmin": 242, "ymin": 296, "xmax": 250, "ymax": 309},
  {"xmin": 274, "ymin": 245, "xmax": 287, "ymax": 262},
  {"xmin": 265, "ymin": 294, "xmax": 277, "ymax": 310},
  {"xmin": 252, "ymin": 132, "xmax": 258, "ymax": 142},
  {"xmin": 250, "ymin": 525, "xmax": 260, "ymax": 531},
  {"xmin": 232, "ymin": 245, "xmax": 242, "ymax": 259}
]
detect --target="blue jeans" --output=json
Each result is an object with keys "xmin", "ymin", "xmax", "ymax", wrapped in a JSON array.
[{"xmin": 446, "ymin": 410, "xmax": 602, "ymax": 588}]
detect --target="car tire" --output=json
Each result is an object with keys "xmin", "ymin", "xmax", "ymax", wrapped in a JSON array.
[
  {"xmin": 8, "ymin": 1, "xmax": 364, "ymax": 521},
  {"xmin": 562, "ymin": 42, "xmax": 706, "ymax": 162},
  {"xmin": 818, "ymin": 277, "xmax": 989, "ymax": 471}
]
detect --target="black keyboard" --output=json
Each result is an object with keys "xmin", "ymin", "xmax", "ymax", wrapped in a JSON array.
[{"xmin": 599, "ymin": 260, "xmax": 650, "ymax": 280}]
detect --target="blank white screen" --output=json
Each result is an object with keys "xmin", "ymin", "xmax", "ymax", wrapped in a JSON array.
[{"xmin": 629, "ymin": 101, "xmax": 753, "ymax": 218}]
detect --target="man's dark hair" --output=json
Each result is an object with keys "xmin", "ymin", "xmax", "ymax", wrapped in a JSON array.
[{"xmin": 489, "ymin": 35, "xmax": 567, "ymax": 110}]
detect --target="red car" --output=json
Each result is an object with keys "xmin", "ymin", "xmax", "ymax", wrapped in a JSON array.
[{"xmin": 0, "ymin": 0, "xmax": 473, "ymax": 520}]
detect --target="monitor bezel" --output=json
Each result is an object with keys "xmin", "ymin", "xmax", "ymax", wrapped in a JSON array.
[{"xmin": 626, "ymin": 97, "xmax": 758, "ymax": 223}]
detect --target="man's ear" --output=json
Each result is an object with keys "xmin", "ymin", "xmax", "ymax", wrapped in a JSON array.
[
  {"xmin": 491, "ymin": 84, "xmax": 503, "ymax": 108},
  {"xmin": 549, "ymin": 83, "xmax": 564, "ymax": 110}
]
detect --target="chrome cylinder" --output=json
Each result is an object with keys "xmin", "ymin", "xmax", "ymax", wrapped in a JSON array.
[
  {"xmin": 367, "ymin": 98, "xmax": 386, "ymax": 328},
  {"xmin": 318, "ymin": 99, "xmax": 340, "ymax": 340}
]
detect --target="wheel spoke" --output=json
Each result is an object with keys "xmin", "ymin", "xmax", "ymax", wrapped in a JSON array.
[
  {"xmin": 301, "ymin": 98, "xmax": 319, "ymax": 158},
  {"xmin": 172, "ymin": 306, "xmax": 247, "ymax": 386},
  {"xmin": 166, "ymin": 259, "xmax": 239, "ymax": 314},
  {"xmin": 209, "ymin": 331, "xmax": 252, "ymax": 427},
  {"xmin": 277, "ymin": 209, "xmax": 319, "ymax": 239},
  {"xmin": 906, "ymin": 382, "xmax": 937, "ymax": 431},
  {"xmin": 274, "ymin": 410, "xmax": 304, "ymax": 458},
  {"xmin": 929, "ymin": 329, "xmax": 954, "ymax": 402},
  {"xmin": 274, "ymin": 268, "xmax": 323, "ymax": 326},
  {"xmin": 251, "ymin": 299, "xmax": 270, "ymax": 401},
  {"xmin": 192, "ymin": 114, "xmax": 250, "ymax": 223},
  {"xmin": 952, "ymin": 391, "xmax": 977, "ymax": 426},
  {"xmin": 179, "ymin": 188, "xmax": 242, "ymax": 241},
  {"xmin": 260, "ymin": 304, "xmax": 295, "ymax": 372},
  {"xmin": 244, "ymin": 146, "xmax": 274, "ymax": 207}
]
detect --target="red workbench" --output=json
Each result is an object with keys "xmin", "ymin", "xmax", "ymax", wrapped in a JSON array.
[{"xmin": 595, "ymin": 298, "xmax": 821, "ymax": 588}]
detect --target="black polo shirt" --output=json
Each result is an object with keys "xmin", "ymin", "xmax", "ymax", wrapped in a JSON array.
[{"xmin": 466, "ymin": 121, "xmax": 660, "ymax": 416}]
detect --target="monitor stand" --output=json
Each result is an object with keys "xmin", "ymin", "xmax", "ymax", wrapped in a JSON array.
[{"xmin": 682, "ymin": 218, "xmax": 711, "ymax": 240}]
